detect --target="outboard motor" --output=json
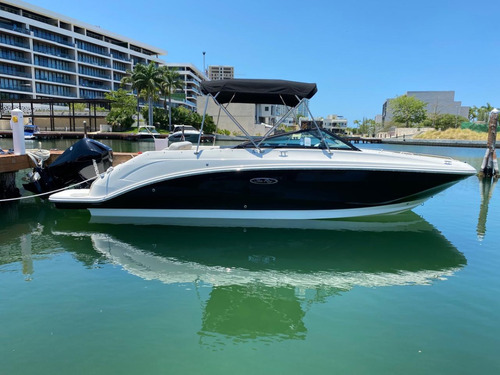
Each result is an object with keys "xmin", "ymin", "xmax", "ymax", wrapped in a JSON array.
[{"xmin": 24, "ymin": 138, "xmax": 113, "ymax": 197}]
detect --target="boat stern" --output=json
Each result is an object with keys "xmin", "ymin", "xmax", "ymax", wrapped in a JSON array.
[{"xmin": 49, "ymin": 189, "xmax": 94, "ymax": 209}]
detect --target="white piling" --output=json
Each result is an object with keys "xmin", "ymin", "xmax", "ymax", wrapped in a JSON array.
[{"xmin": 10, "ymin": 108, "xmax": 25, "ymax": 155}]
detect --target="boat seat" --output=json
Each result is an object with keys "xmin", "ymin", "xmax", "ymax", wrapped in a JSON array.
[{"xmin": 168, "ymin": 141, "xmax": 193, "ymax": 150}]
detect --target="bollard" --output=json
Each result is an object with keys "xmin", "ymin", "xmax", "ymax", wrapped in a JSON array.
[{"xmin": 10, "ymin": 108, "xmax": 25, "ymax": 155}]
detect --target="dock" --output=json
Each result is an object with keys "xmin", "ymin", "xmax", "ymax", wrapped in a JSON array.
[
  {"xmin": 344, "ymin": 136, "xmax": 382, "ymax": 144},
  {"xmin": 0, "ymin": 150, "xmax": 137, "ymax": 173}
]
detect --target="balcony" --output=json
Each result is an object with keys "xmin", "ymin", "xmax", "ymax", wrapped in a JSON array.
[
  {"xmin": 34, "ymin": 47, "xmax": 73, "ymax": 60},
  {"xmin": 0, "ymin": 21, "xmax": 30, "ymax": 35},
  {"xmin": 80, "ymin": 81, "xmax": 111, "ymax": 90},
  {"xmin": 32, "ymin": 29, "xmax": 74, "ymax": 47},
  {"xmin": 0, "ymin": 83, "xmax": 32, "ymax": 92},
  {"xmin": 78, "ymin": 57, "xmax": 111, "ymax": 69},
  {"xmin": 111, "ymin": 54, "xmax": 130, "ymax": 62},
  {"xmin": 113, "ymin": 63, "xmax": 128, "ymax": 72},
  {"xmin": 0, "ymin": 52, "xmax": 31, "ymax": 64},
  {"xmin": 34, "ymin": 60, "xmax": 76, "ymax": 72},
  {"xmin": 0, "ymin": 68, "xmax": 31, "ymax": 78},
  {"xmin": 77, "ymin": 43, "xmax": 110, "ymax": 57},
  {"xmin": 0, "ymin": 36, "xmax": 29, "ymax": 49},
  {"xmin": 79, "ymin": 89, "xmax": 106, "ymax": 99},
  {"xmin": 36, "ymin": 76, "xmax": 75, "ymax": 85},
  {"xmin": 78, "ymin": 69, "xmax": 110, "ymax": 80},
  {"xmin": 36, "ymin": 89, "xmax": 77, "ymax": 97}
]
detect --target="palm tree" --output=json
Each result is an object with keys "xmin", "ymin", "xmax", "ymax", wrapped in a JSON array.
[
  {"xmin": 158, "ymin": 66, "xmax": 184, "ymax": 131},
  {"xmin": 121, "ymin": 62, "xmax": 163, "ymax": 127}
]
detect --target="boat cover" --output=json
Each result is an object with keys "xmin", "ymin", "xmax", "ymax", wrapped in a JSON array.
[
  {"xmin": 201, "ymin": 79, "xmax": 317, "ymax": 107},
  {"xmin": 23, "ymin": 138, "xmax": 113, "ymax": 197}
]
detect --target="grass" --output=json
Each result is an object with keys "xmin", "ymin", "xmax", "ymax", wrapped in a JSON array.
[{"xmin": 415, "ymin": 128, "xmax": 488, "ymax": 141}]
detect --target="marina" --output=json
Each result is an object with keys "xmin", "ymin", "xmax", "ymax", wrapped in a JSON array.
[
  {"xmin": 1, "ymin": 140, "xmax": 499, "ymax": 374},
  {"xmin": 1, "ymin": 0, "xmax": 498, "ymax": 372}
]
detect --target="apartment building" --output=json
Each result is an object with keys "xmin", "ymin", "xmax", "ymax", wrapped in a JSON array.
[
  {"xmin": 163, "ymin": 63, "xmax": 205, "ymax": 111},
  {"xmin": 208, "ymin": 65, "xmax": 234, "ymax": 81},
  {"xmin": 0, "ymin": 0, "xmax": 166, "ymax": 101}
]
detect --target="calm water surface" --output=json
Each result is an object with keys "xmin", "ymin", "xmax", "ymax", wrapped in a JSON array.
[{"xmin": 1, "ymin": 139, "xmax": 499, "ymax": 374}]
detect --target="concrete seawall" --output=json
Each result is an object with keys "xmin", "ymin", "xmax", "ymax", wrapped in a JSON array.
[{"xmin": 380, "ymin": 138, "xmax": 487, "ymax": 148}]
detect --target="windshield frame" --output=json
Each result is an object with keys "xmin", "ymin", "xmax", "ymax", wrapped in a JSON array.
[{"xmin": 233, "ymin": 128, "xmax": 359, "ymax": 151}]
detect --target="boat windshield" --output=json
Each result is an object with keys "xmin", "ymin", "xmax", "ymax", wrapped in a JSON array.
[{"xmin": 234, "ymin": 128, "xmax": 359, "ymax": 151}]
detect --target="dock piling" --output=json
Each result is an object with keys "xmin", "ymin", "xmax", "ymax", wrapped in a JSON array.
[
  {"xmin": 479, "ymin": 109, "xmax": 499, "ymax": 178},
  {"xmin": 11, "ymin": 108, "xmax": 26, "ymax": 156}
]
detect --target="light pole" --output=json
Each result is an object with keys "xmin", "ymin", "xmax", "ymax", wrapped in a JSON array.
[{"xmin": 202, "ymin": 51, "xmax": 206, "ymax": 77}]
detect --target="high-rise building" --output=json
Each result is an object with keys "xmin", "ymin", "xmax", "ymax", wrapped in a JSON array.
[
  {"xmin": 0, "ymin": 0, "xmax": 166, "ymax": 101},
  {"xmin": 208, "ymin": 65, "xmax": 234, "ymax": 81}
]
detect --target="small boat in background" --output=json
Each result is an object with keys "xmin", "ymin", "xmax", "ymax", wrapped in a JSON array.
[
  {"xmin": 137, "ymin": 125, "xmax": 160, "ymax": 141},
  {"xmin": 168, "ymin": 125, "xmax": 215, "ymax": 144},
  {"xmin": 24, "ymin": 124, "xmax": 39, "ymax": 140},
  {"xmin": 168, "ymin": 125, "xmax": 201, "ymax": 143}
]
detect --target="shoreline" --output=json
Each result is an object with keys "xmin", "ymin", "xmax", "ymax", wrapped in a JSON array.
[
  {"xmin": 379, "ymin": 138, "xmax": 488, "ymax": 148},
  {"xmin": 0, "ymin": 130, "xmax": 491, "ymax": 148}
]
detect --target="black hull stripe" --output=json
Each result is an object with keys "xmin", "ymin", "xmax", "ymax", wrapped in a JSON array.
[{"xmin": 57, "ymin": 169, "xmax": 469, "ymax": 211}]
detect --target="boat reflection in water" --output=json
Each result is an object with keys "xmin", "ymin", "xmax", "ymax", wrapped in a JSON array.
[{"xmin": 51, "ymin": 211, "xmax": 466, "ymax": 343}]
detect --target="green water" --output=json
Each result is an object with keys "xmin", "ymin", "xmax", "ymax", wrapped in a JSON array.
[{"xmin": 1, "ymin": 140, "xmax": 499, "ymax": 374}]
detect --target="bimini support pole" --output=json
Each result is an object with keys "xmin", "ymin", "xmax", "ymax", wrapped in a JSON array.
[
  {"xmin": 212, "ymin": 95, "xmax": 261, "ymax": 150},
  {"xmin": 257, "ymin": 97, "xmax": 302, "ymax": 148},
  {"xmin": 195, "ymin": 92, "xmax": 214, "ymax": 154},
  {"xmin": 303, "ymin": 98, "xmax": 332, "ymax": 154},
  {"xmin": 479, "ymin": 108, "xmax": 499, "ymax": 178}
]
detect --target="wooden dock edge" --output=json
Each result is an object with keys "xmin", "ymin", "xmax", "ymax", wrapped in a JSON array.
[{"xmin": 0, "ymin": 151, "xmax": 138, "ymax": 174}]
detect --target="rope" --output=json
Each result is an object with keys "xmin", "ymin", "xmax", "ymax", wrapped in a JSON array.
[
  {"xmin": 0, "ymin": 175, "xmax": 98, "ymax": 203},
  {"xmin": 26, "ymin": 149, "xmax": 50, "ymax": 167}
]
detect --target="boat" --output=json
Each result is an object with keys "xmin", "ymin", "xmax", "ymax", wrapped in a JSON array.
[
  {"xmin": 168, "ymin": 125, "xmax": 200, "ymax": 143},
  {"xmin": 49, "ymin": 79, "xmax": 476, "ymax": 223},
  {"xmin": 24, "ymin": 124, "xmax": 39, "ymax": 140},
  {"xmin": 168, "ymin": 125, "xmax": 214, "ymax": 144},
  {"xmin": 137, "ymin": 125, "xmax": 160, "ymax": 141},
  {"xmin": 24, "ymin": 137, "xmax": 113, "ymax": 197}
]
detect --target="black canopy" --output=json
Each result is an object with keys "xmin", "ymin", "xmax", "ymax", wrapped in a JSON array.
[{"xmin": 201, "ymin": 79, "xmax": 317, "ymax": 107}]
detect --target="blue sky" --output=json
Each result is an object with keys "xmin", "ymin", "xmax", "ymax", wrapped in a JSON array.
[{"xmin": 26, "ymin": 0, "xmax": 500, "ymax": 125}]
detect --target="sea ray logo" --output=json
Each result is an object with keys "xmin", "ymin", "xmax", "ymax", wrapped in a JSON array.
[{"xmin": 250, "ymin": 177, "xmax": 279, "ymax": 185}]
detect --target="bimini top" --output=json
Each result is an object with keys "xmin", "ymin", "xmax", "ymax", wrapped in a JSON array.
[{"xmin": 201, "ymin": 79, "xmax": 318, "ymax": 107}]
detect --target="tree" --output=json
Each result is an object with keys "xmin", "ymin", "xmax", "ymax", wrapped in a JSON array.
[
  {"xmin": 477, "ymin": 103, "xmax": 495, "ymax": 122},
  {"xmin": 121, "ymin": 62, "xmax": 163, "ymax": 127},
  {"xmin": 434, "ymin": 114, "xmax": 468, "ymax": 130},
  {"xmin": 469, "ymin": 106, "xmax": 479, "ymax": 122},
  {"xmin": 389, "ymin": 95, "xmax": 427, "ymax": 127},
  {"xmin": 105, "ymin": 89, "xmax": 137, "ymax": 129},
  {"xmin": 141, "ymin": 105, "xmax": 217, "ymax": 134},
  {"xmin": 354, "ymin": 118, "xmax": 380, "ymax": 136},
  {"xmin": 158, "ymin": 66, "xmax": 184, "ymax": 131}
]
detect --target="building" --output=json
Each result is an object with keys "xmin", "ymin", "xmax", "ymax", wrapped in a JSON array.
[
  {"xmin": 163, "ymin": 63, "xmax": 206, "ymax": 111},
  {"xmin": 0, "ymin": 0, "xmax": 166, "ymax": 101},
  {"xmin": 382, "ymin": 91, "xmax": 469, "ymax": 124},
  {"xmin": 255, "ymin": 102, "xmax": 309, "ymax": 129},
  {"xmin": 299, "ymin": 115, "xmax": 348, "ymax": 134},
  {"xmin": 208, "ymin": 65, "xmax": 234, "ymax": 81}
]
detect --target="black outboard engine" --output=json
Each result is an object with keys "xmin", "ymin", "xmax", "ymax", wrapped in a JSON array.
[{"xmin": 24, "ymin": 138, "xmax": 113, "ymax": 197}]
